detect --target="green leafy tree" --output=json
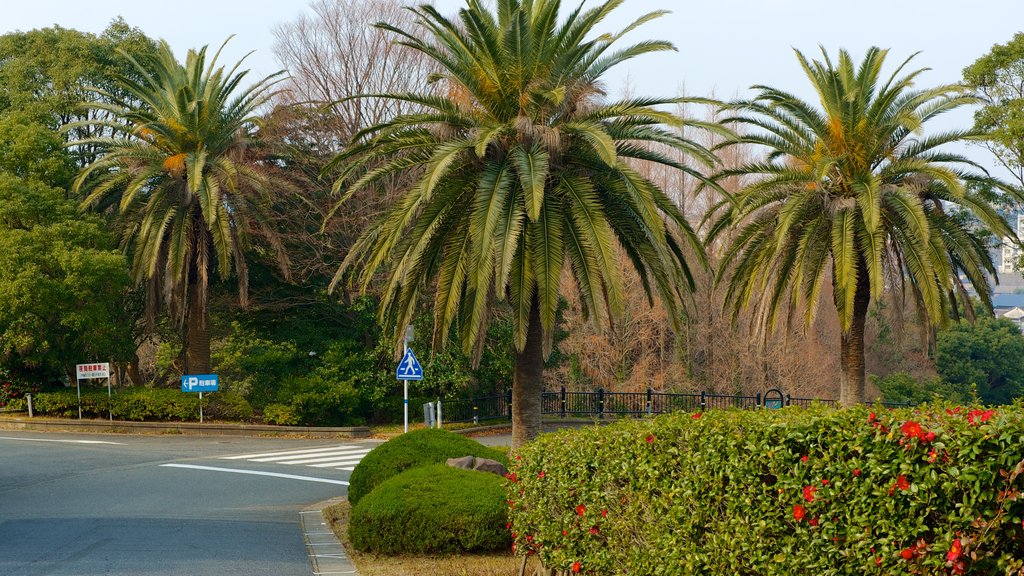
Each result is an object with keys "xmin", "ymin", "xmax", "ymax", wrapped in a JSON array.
[
  {"xmin": 935, "ymin": 317, "xmax": 1024, "ymax": 405},
  {"xmin": 963, "ymin": 33, "xmax": 1024, "ymax": 190},
  {"xmin": 0, "ymin": 21, "xmax": 158, "ymax": 167},
  {"xmin": 72, "ymin": 40, "xmax": 289, "ymax": 373},
  {"xmin": 329, "ymin": 0, "xmax": 721, "ymax": 446},
  {"xmin": 0, "ymin": 174, "xmax": 133, "ymax": 383},
  {"xmin": 710, "ymin": 47, "xmax": 1017, "ymax": 406}
]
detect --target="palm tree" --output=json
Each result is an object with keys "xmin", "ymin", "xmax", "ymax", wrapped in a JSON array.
[
  {"xmin": 329, "ymin": 0, "xmax": 722, "ymax": 446},
  {"xmin": 709, "ymin": 47, "xmax": 1019, "ymax": 406},
  {"xmin": 72, "ymin": 40, "xmax": 289, "ymax": 374}
]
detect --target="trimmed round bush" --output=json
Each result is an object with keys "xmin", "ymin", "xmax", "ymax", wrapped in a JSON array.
[
  {"xmin": 508, "ymin": 403, "xmax": 1024, "ymax": 575},
  {"xmin": 349, "ymin": 464, "xmax": 511, "ymax": 554},
  {"xmin": 348, "ymin": 427, "xmax": 508, "ymax": 505}
]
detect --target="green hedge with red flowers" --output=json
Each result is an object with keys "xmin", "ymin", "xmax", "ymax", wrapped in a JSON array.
[{"xmin": 505, "ymin": 403, "xmax": 1024, "ymax": 575}]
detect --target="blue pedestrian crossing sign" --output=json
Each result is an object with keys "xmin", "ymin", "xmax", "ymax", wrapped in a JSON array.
[{"xmin": 396, "ymin": 348, "xmax": 424, "ymax": 380}]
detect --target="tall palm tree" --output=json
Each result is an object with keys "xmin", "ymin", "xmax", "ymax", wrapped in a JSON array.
[
  {"xmin": 72, "ymin": 40, "xmax": 289, "ymax": 374},
  {"xmin": 329, "ymin": 0, "xmax": 723, "ymax": 446},
  {"xmin": 709, "ymin": 47, "xmax": 1019, "ymax": 406}
]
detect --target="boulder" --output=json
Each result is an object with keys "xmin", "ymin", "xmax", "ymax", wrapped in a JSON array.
[
  {"xmin": 446, "ymin": 455, "xmax": 476, "ymax": 470},
  {"xmin": 444, "ymin": 455, "xmax": 507, "ymax": 477}
]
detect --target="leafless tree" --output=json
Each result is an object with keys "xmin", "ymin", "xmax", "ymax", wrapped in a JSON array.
[{"xmin": 272, "ymin": 0, "xmax": 436, "ymax": 149}]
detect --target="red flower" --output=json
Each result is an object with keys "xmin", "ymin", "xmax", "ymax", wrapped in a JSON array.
[
  {"xmin": 869, "ymin": 412, "xmax": 877, "ymax": 422},
  {"xmin": 645, "ymin": 434, "xmax": 655, "ymax": 444},
  {"xmin": 853, "ymin": 468, "xmax": 861, "ymax": 477},
  {"xmin": 821, "ymin": 478, "xmax": 829, "ymax": 485},
  {"xmin": 692, "ymin": 412, "xmax": 702, "ymax": 420},
  {"xmin": 928, "ymin": 450, "xmax": 937, "ymax": 464},
  {"xmin": 572, "ymin": 561, "xmax": 581, "ymax": 573},
  {"xmin": 900, "ymin": 548, "xmax": 914, "ymax": 560},
  {"xmin": 506, "ymin": 522, "xmax": 512, "ymax": 530},
  {"xmin": 793, "ymin": 504, "xmax": 806, "ymax": 521},
  {"xmin": 901, "ymin": 420, "xmax": 926, "ymax": 442},
  {"xmin": 800, "ymin": 455, "xmax": 809, "ymax": 463},
  {"xmin": 802, "ymin": 485, "xmax": 816, "ymax": 503},
  {"xmin": 808, "ymin": 516, "xmax": 819, "ymax": 527},
  {"xmin": 896, "ymin": 475, "xmax": 910, "ymax": 491},
  {"xmin": 562, "ymin": 530, "xmax": 568, "ymax": 536},
  {"xmin": 538, "ymin": 471, "xmax": 545, "ymax": 479},
  {"xmin": 526, "ymin": 535, "xmax": 533, "ymax": 542},
  {"xmin": 925, "ymin": 431, "xmax": 936, "ymax": 443},
  {"xmin": 601, "ymin": 509, "xmax": 608, "ymax": 518},
  {"xmin": 575, "ymin": 504, "xmax": 586, "ymax": 516},
  {"xmin": 946, "ymin": 539, "xmax": 962, "ymax": 563},
  {"xmin": 505, "ymin": 472, "xmax": 518, "ymax": 483},
  {"xmin": 589, "ymin": 526, "xmax": 600, "ymax": 535},
  {"xmin": 967, "ymin": 409, "xmax": 994, "ymax": 425}
]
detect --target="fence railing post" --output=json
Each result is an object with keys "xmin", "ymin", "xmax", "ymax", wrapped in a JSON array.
[
  {"xmin": 598, "ymin": 388, "xmax": 605, "ymax": 419},
  {"xmin": 472, "ymin": 396, "xmax": 478, "ymax": 425},
  {"xmin": 756, "ymin": 392, "xmax": 762, "ymax": 408},
  {"xmin": 646, "ymin": 387, "xmax": 653, "ymax": 416},
  {"xmin": 560, "ymin": 386, "xmax": 566, "ymax": 418},
  {"xmin": 700, "ymin": 390, "xmax": 707, "ymax": 412},
  {"xmin": 785, "ymin": 393, "xmax": 792, "ymax": 407},
  {"xmin": 26, "ymin": 393, "xmax": 33, "ymax": 418},
  {"xmin": 507, "ymin": 388, "xmax": 513, "ymax": 419}
]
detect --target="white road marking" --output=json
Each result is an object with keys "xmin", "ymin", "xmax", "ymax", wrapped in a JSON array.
[
  {"xmin": 0, "ymin": 436, "xmax": 123, "ymax": 445},
  {"xmin": 307, "ymin": 458, "xmax": 366, "ymax": 468},
  {"xmin": 269, "ymin": 451, "xmax": 371, "ymax": 465},
  {"xmin": 220, "ymin": 444, "xmax": 374, "ymax": 472},
  {"xmin": 160, "ymin": 463, "xmax": 349, "ymax": 485},
  {"xmin": 222, "ymin": 445, "xmax": 372, "ymax": 460}
]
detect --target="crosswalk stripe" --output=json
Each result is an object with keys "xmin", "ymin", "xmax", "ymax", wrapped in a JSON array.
[
  {"xmin": 222, "ymin": 445, "xmax": 373, "ymax": 460},
  {"xmin": 269, "ymin": 452, "xmax": 371, "ymax": 465},
  {"xmin": 307, "ymin": 459, "xmax": 366, "ymax": 468},
  {"xmin": 248, "ymin": 448, "xmax": 371, "ymax": 463}
]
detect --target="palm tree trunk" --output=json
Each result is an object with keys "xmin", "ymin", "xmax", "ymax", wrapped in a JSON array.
[
  {"xmin": 838, "ymin": 269, "xmax": 871, "ymax": 407},
  {"xmin": 512, "ymin": 294, "xmax": 544, "ymax": 448},
  {"xmin": 185, "ymin": 287, "xmax": 211, "ymax": 374}
]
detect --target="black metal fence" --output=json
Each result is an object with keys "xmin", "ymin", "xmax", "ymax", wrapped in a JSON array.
[{"xmin": 442, "ymin": 387, "xmax": 913, "ymax": 425}]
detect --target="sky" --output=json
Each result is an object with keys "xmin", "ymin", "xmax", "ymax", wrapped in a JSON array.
[{"xmin": 4, "ymin": 0, "xmax": 1023, "ymax": 169}]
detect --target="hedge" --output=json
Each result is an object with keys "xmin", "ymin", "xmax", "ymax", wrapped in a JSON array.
[
  {"xmin": 27, "ymin": 389, "xmax": 251, "ymax": 422},
  {"xmin": 349, "ymin": 464, "xmax": 511, "ymax": 554},
  {"xmin": 347, "ymin": 428, "xmax": 509, "ymax": 505},
  {"xmin": 506, "ymin": 403, "xmax": 1024, "ymax": 575}
]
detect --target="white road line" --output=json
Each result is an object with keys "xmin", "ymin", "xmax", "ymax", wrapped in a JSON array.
[
  {"xmin": 249, "ymin": 448, "xmax": 371, "ymax": 463},
  {"xmin": 307, "ymin": 459, "xmax": 366, "ymax": 468},
  {"xmin": 222, "ymin": 445, "xmax": 373, "ymax": 460},
  {"xmin": 0, "ymin": 436, "xmax": 123, "ymax": 445},
  {"xmin": 160, "ymin": 464, "xmax": 349, "ymax": 485},
  {"xmin": 269, "ymin": 451, "xmax": 371, "ymax": 465}
]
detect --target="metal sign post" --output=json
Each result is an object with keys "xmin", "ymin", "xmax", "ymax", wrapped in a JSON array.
[{"xmin": 396, "ymin": 327, "xmax": 422, "ymax": 434}]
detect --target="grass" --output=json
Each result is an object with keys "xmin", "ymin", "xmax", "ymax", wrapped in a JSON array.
[{"xmin": 324, "ymin": 497, "xmax": 538, "ymax": 576}]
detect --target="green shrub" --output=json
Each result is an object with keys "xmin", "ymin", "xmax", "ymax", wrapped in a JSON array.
[
  {"xmin": 348, "ymin": 428, "xmax": 508, "ymax": 505},
  {"xmin": 30, "ymin": 388, "xmax": 203, "ymax": 421},
  {"xmin": 262, "ymin": 403, "xmax": 299, "ymax": 425},
  {"xmin": 349, "ymin": 464, "xmax": 510, "ymax": 554},
  {"xmin": 508, "ymin": 404, "xmax": 1024, "ymax": 575},
  {"xmin": 205, "ymin": 392, "xmax": 254, "ymax": 421}
]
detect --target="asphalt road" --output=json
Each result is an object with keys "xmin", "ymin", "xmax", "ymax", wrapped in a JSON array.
[{"xmin": 0, "ymin": 431, "xmax": 380, "ymax": 576}]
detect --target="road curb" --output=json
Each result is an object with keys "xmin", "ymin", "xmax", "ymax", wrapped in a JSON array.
[
  {"xmin": 302, "ymin": 498, "xmax": 359, "ymax": 576},
  {"xmin": 0, "ymin": 416, "xmax": 371, "ymax": 438}
]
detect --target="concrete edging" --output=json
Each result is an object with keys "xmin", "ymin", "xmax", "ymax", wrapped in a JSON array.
[
  {"xmin": 301, "ymin": 499, "xmax": 359, "ymax": 576},
  {"xmin": 0, "ymin": 416, "xmax": 371, "ymax": 438}
]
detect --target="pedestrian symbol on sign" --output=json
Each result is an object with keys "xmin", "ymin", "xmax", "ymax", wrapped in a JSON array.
[{"xmin": 396, "ymin": 348, "xmax": 423, "ymax": 380}]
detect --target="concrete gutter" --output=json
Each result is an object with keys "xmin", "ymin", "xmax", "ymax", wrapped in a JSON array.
[
  {"xmin": 0, "ymin": 416, "xmax": 371, "ymax": 438},
  {"xmin": 301, "ymin": 499, "xmax": 359, "ymax": 576}
]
